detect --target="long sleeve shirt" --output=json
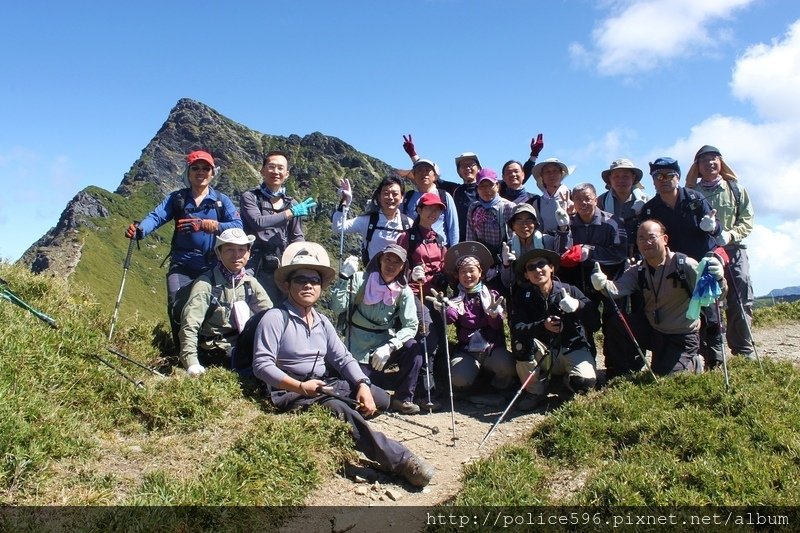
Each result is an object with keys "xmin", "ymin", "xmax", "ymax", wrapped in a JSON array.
[
  {"xmin": 688, "ymin": 180, "xmax": 754, "ymax": 245},
  {"xmin": 138, "ymin": 187, "xmax": 241, "ymax": 275},
  {"xmin": 332, "ymin": 209, "xmax": 411, "ymax": 263},
  {"xmin": 252, "ymin": 300, "xmax": 367, "ymax": 387},
  {"xmin": 401, "ymin": 188, "xmax": 459, "ymax": 247},
  {"xmin": 329, "ymin": 272, "xmax": 419, "ymax": 362},
  {"xmin": 240, "ymin": 188, "xmax": 304, "ymax": 256}
]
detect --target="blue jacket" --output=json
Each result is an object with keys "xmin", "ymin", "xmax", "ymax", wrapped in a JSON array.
[{"xmin": 138, "ymin": 187, "xmax": 242, "ymax": 275}]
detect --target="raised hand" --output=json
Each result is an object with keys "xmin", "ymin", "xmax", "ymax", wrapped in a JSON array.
[
  {"xmin": 558, "ymin": 288, "xmax": 580, "ymax": 313},
  {"xmin": 425, "ymin": 288, "xmax": 450, "ymax": 311},
  {"xmin": 530, "ymin": 133, "xmax": 544, "ymax": 158},
  {"xmin": 411, "ymin": 264, "xmax": 426, "ymax": 282},
  {"xmin": 338, "ymin": 178, "xmax": 352, "ymax": 206},
  {"xmin": 340, "ymin": 255, "xmax": 359, "ymax": 279},
  {"xmin": 501, "ymin": 242, "xmax": 516, "ymax": 266},
  {"xmin": 290, "ymin": 197, "xmax": 317, "ymax": 218},
  {"xmin": 487, "ymin": 294, "xmax": 505, "ymax": 318},
  {"xmin": 699, "ymin": 209, "xmax": 717, "ymax": 233},
  {"xmin": 402, "ymin": 134, "xmax": 417, "ymax": 159},
  {"xmin": 591, "ymin": 262, "xmax": 608, "ymax": 291}
]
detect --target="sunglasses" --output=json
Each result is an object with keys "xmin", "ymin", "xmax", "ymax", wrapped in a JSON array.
[
  {"xmin": 652, "ymin": 172, "xmax": 678, "ymax": 181},
  {"xmin": 525, "ymin": 260, "xmax": 550, "ymax": 271},
  {"xmin": 290, "ymin": 275, "xmax": 322, "ymax": 286}
]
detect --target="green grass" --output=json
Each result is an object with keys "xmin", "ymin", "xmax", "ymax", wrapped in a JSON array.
[
  {"xmin": 450, "ymin": 359, "xmax": 800, "ymax": 510},
  {"xmin": 0, "ymin": 262, "xmax": 356, "ymax": 525}
]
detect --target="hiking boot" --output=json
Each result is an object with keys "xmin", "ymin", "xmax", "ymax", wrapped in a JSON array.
[
  {"xmin": 517, "ymin": 393, "xmax": 545, "ymax": 412},
  {"xmin": 391, "ymin": 398, "xmax": 421, "ymax": 415},
  {"xmin": 400, "ymin": 454, "xmax": 435, "ymax": 487},
  {"xmin": 738, "ymin": 352, "xmax": 757, "ymax": 362}
]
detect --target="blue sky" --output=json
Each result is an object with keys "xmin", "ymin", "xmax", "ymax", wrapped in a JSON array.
[{"xmin": 2, "ymin": 0, "xmax": 799, "ymax": 296}]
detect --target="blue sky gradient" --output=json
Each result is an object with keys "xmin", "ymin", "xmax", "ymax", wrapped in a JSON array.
[{"xmin": 2, "ymin": 0, "xmax": 799, "ymax": 295}]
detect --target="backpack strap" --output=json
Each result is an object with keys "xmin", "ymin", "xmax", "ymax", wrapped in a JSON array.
[{"xmin": 727, "ymin": 180, "xmax": 742, "ymax": 224}]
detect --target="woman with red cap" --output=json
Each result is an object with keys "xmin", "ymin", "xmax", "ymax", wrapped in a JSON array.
[{"xmin": 125, "ymin": 150, "xmax": 242, "ymax": 347}]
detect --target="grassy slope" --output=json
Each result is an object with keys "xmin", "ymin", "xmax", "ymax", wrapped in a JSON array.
[
  {"xmin": 1, "ymin": 263, "xmax": 354, "ymax": 530},
  {"xmin": 448, "ymin": 304, "xmax": 800, "ymax": 517}
]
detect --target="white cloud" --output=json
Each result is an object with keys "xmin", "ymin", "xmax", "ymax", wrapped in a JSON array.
[
  {"xmin": 747, "ymin": 223, "xmax": 800, "ymax": 295},
  {"xmin": 572, "ymin": 0, "xmax": 754, "ymax": 75},
  {"xmin": 731, "ymin": 19, "xmax": 800, "ymax": 121}
]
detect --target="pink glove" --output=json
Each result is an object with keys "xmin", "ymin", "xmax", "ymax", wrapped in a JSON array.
[
  {"xmin": 402, "ymin": 134, "xmax": 417, "ymax": 158},
  {"xmin": 530, "ymin": 133, "xmax": 544, "ymax": 158}
]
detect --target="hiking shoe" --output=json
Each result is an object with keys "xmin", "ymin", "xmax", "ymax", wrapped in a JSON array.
[
  {"xmin": 738, "ymin": 352, "xmax": 757, "ymax": 362},
  {"xmin": 400, "ymin": 454, "xmax": 435, "ymax": 487},
  {"xmin": 391, "ymin": 398, "xmax": 421, "ymax": 415},
  {"xmin": 517, "ymin": 393, "xmax": 545, "ymax": 412}
]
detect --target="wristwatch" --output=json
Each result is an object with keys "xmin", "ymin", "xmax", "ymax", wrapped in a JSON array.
[{"xmin": 357, "ymin": 377, "xmax": 371, "ymax": 387}]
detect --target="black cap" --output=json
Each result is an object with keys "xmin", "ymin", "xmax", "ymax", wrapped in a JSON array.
[{"xmin": 694, "ymin": 145, "xmax": 721, "ymax": 161}]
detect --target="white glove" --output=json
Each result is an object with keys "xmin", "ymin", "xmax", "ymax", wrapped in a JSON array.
[
  {"xmin": 411, "ymin": 265, "xmax": 426, "ymax": 282},
  {"xmin": 590, "ymin": 263, "xmax": 608, "ymax": 291},
  {"xmin": 338, "ymin": 178, "xmax": 353, "ymax": 206},
  {"xmin": 707, "ymin": 256, "xmax": 724, "ymax": 281},
  {"xmin": 425, "ymin": 289, "xmax": 450, "ymax": 311},
  {"xmin": 487, "ymin": 294, "xmax": 505, "ymax": 318},
  {"xmin": 580, "ymin": 245, "xmax": 591, "ymax": 262},
  {"xmin": 632, "ymin": 199, "xmax": 646, "ymax": 214},
  {"xmin": 699, "ymin": 209, "xmax": 717, "ymax": 233},
  {"xmin": 559, "ymin": 288, "xmax": 580, "ymax": 314},
  {"xmin": 340, "ymin": 255, "xmax": 359, "ymax": 279},
  {"xmin": 716, "ymin": 230, "xmax": 731, "ymax": 246},
  {"xmin": 555, "ymin": 205, "xmax": 570, "ymax": 228},
  {"xmin": 187, "ymin": 364, "xmax": 206, "ymax": 377},
  {"xmin": 370, "ymin": 343, "xmax": 393, "ymax": 371},
  {"xmin": 501, "ymin": 242, "xmax": 516, "ymax": 266}
]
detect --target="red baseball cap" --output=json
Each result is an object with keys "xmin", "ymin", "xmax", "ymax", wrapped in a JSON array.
[
  {"xmin": 186, "ymin": 150, "xmax": 215, "ymax": 167},
  {"xmin": 417, "ymin": 192, "xmax": 446, "ymax": 210}
]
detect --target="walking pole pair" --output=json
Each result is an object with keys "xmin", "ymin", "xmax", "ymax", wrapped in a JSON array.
[
  {"xmin": 439, "ymin": 297, "xmax": 458, "ymax": 446},
  {"xmin": 108, "ymin": 228, "xmax": 138, "ymax": 342}
]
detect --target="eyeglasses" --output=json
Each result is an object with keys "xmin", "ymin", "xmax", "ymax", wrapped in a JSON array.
[
  {"xmin": 459, "ymin": 161, "xmax": 478, "ymax": 169},
  {"xmin": 265, "ymin": 164, "xmax": 287, "ymax": 172},
  {"xmin": 190, "ymin": 165, "xmax": 212, "ymax": 172},
  {"xmin": 525, "ymin": 260, "xmax": 550, "ymax": 271},
  {"xmin": 290, "ymin": 275, "xmax": 321, "ymax": 286},
  {"xmin": 636, "ymin": 234, "xmax": 664, "ymax": 244},
  {"xmin": 652, "ymin": 172, "xmax": 678, "ymax": 181}
]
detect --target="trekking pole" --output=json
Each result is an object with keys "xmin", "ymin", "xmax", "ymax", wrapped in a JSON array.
[
  {"xmin": 107, "ymin": 347, "xmax": 167, "ymax": 378},
  {"xmin": 479, "ymin": 367, "xmax": 538, "ymax": 449},
  {"xmin": 0, "ymin": 278, "xmax": 58, "ymax": 329},
  {"xmin": 317, "ymin": 386, "xmax": 440, "ymax": 434},
  {"xmin": 417, "ymin": 281, "xmax": 434, "ymax": 414},
  {"xmin": 108, "ymin": 228, "xmax": 138, "ymax": 342},
  {"xmin": 725, "ymin": 263, "xmax": 763, "ymax": 372},
  {"xmin": 88, "ymin": 352, "xmax": 144, "ymax": 389},
  {"xmin": 439, "ymin": 300, "xmax": 458, "ymax": 446},
  {"xmin": 338, "ymin": 204, "xmax": 347, "ymax": 271},
  {"xmin": 605, "ymin": 296, "xmax": 659, "ymax": 382},
  {"xmin": 715, "ymin": 300, "xmax": 731, "ymax": 391}
]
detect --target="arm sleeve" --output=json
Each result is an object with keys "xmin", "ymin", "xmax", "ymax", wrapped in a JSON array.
[
  {"xmin": 252, "ymin": 309, "xmax": 291, "ymax": 387},
  {"xmin": 391, "ymin": 287, "xmax": 420, "ymax": 348},
  {"xmin": 250, "ymin": 280, "xmax": 273, "ymax": 313},
  {"xmin": 588, "ymin": 218, "xmax": 627, "ymax": 265},
  {"xmin": 240, "ymin": 190, "xmax": 287, "ymax": 231},
  {"xmin": 330, "ymin": 272, "xmax": 363, "ymax": 315},
  {"xmin": 332, "ymin": 210, "xmax": 368, "ymax": 235},
  {"xmin": 137, "ymin": 193, "xmax": 175, "ymax": 237},
  {"xmin": 445, "ymin": 193, "xmax": 459, "ymax": 246},
  {"xmin": 603, "ymin": 263, "xmax": 639, "ymax": 299},
  {"xmin": 218, "ymin": 194, "xmax": 243, "ymax": 232}
]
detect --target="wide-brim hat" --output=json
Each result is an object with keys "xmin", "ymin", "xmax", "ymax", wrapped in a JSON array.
[
  {"xmin": 443, "ymin": 241, "xmax": 493, "ymax": 277},
  {"xmin": 515, "ymin": 248, "xmax": 561, "ymax": 277},
  {"xmin": 507, "ymin": 203, "xmax": 538, "ymax": 228},
  {"xmin": 214, "ymin": 228, "xmax": 255, "ymax": 254},
  {"xmin": 531, "ymin": 158, "xmax": 569, "ymax": 190},
  {"xmin": 275, "ymin": 241, "xmax": 336, "ymax": 290},
  {"xmin": 365, "ymin": 243, "xmax": 409, "ymax": 286},
  {"xmin": 601, "ymin": 158, "xmax": 643, "ymax": 185}
]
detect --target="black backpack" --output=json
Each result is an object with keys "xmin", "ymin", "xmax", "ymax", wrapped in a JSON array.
[
  {"xmin": 361, "ymin": 210, "xmax": 413, "ymax": 265},
  {"xmin": 231, "ymin": 304, "xmax": 290, "ymax": 373}
]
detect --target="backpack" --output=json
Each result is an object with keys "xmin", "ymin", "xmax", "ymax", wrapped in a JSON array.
[
  {"xmin": 162, "ymin": 188, "xmax": 226, "ymax": 267},
  {"xmin": 406, "ymin": 222, "xmax": 445, "ymax": 261},
  {"xmin": 361, "ymin": 210, "xmax": 413, "ymax": 265},
  {"xmin": 231, "ymin": 304, "xmax": 290, "ymax": 373},
  {"xmin": 401, "ymin": 189, "xmax": 449, "ymax": 216},
  {"xmin": 171, "ymin": 278, "xmax": 257, "ymax": 335},
  {"xmin": 637, "ymin": 252, "xmax": 693, "ymax": 298}
]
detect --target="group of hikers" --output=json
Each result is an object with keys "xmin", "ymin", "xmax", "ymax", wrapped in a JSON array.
[{"xmin": 125, "ymin": 135, "xmax": 755, "ymax": 488}]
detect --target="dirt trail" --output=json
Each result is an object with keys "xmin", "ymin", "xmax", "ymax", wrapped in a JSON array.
[{"xmin": 281, "ymin": 323, "xmax": 800, "ymax": 532}]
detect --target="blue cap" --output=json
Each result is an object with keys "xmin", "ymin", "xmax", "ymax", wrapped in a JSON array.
[{"xmin": 649, "ymin": 157, "xmax": 680, "ymax": 176}]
